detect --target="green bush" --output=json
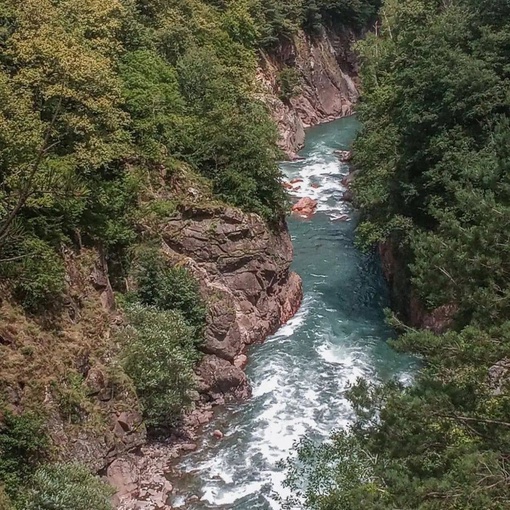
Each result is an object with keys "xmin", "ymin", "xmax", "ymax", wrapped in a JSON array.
[
  {"xmin": 122, "ymin": 304, "xmax": 199, "ymax": 428},
  {"xmin": 134, "ymin": 250, "xmax": 206, "ymax": 344},
  {"xmin": 2, "ymin": 237, "xmax": 66, "ymax": 312},
  {"xmin": 278, "ymin": 67, "xmax": 301, "ymax": 102},
  {"xmin": 51, "ymin": 372, "xmax": 87, "ymax": 425},
  {"xmin": 0, "ymin": 411, "xmax": 48, "ymax": 498},
  {"xmin": 25, "ymin": 463, "xmax": 114, "ymax": 510}
]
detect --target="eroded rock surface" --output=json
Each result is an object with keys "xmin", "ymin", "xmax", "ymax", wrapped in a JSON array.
[
  {"xmin": 292, "ymin": 197, "xmax": 318, "ymax": 217},
  {"xmin": 161, "ymin": 205, "xmax": 303, "ymax": 402},
  {"xmin": 259, "ymin": 27, "xmax": 359, "ymax": 157}
]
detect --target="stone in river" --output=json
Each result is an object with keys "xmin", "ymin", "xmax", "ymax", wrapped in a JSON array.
[
  {"xmin": 212, "ymin": 429, "xmax": 224, "ymax": 440},
  {"xmin": 335, "ymin": 150, "xmax": 353, "ymax": 162},
  {"xmin": 292, "ymin": 197, "xmax": 318, "ymax": 217},
  {"xmin": 290, "ymin": 178, "xmax": 304, "ymax": 184}
]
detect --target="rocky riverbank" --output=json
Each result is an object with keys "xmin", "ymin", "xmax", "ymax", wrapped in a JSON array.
[
  {"xmin": 106, "ymin": 25, "xmax": 360, "ymax": 510},
  {"xmin": 107, "ymin": 205, "xmax": 302, "ymax": 508}
]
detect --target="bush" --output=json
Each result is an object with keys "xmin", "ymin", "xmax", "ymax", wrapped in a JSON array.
[
  {"xmin": 25, "ymin": 463, "xmax": 114, "ymax": 510},
  {"xmin": 278, "ymin": 67, "xmax": 301, "ymax": 102},
  {"xmin": 0, "ymin": 411, "xmax": 48, "ymax": 498},
  {"xmin": 134, "ymin": 250, "xmax": 206, "ymax": 344},
  {"xmin": 2, "ymin": 237, "xmax": 66, "ymax": 312},
  {"xmin": 121, "ymin": 304, "xmax": 199, "ymax": 428}
]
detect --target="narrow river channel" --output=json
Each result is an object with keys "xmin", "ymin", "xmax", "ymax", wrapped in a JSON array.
[{"xmin": 172, "ymin": 117, "xmax": 415, "ymax": 509}]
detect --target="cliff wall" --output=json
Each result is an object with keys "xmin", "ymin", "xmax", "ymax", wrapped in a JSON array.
[{"xmin": 258, "ymin": 27, "xmax": 359, "ymax": 158}]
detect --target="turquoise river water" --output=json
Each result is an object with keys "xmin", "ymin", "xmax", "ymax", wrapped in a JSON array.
[{"xmin": 172, "ymin": 117, "xmax": 415, "ymax": 509}]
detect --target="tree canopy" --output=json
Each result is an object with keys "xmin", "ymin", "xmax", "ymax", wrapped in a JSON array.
[{"xmin": 283, "ymin": 0, "xmax": 510, "ymax": 507}]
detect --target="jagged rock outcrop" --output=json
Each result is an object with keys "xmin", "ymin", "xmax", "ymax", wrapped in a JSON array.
[
  {"xmin": 160, "ymin": 205, "xmax": 303, "ymax": 403},
  {"xmin": 259, "ymin": 27, "xmax": 359, "ymax": 157}
]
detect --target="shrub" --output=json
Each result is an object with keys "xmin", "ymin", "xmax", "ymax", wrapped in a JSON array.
[
  {"xmin": 278, "ymin": 67, "xmax": 301, "ymax": 102},
  {"xmin": 25, "ymin": 463, "xmax": 114, "ymax": 510},
  {"xmin": 3, "ymin": 237, "xmax": 66, "ymax": 312},
  {"xmin": 134, "ymin": 249, "xmax": 206, "ymax": 345},
  {"xmin": 52, "ymin": 372, "xmax": 87, "ymax": 425},
  {"xmin": 0, "ymin": 411, "xmax": 48, "ymax": 498},
  {"xmin": 122, "ymin": 304, "xmax": 199, "ymax": 428}
]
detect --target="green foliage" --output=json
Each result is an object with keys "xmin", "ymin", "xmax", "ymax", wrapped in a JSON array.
[
  {"xmin": 1, "ymin": 237, "xmax": 66, "ymax": 312},
  {"xmin": 254, "ymin": 0, "xmax": 380, "ymax": 47},
  {"xmin": 121, "ymin": 303, "xmax": 199, "ymax": 428},
  {"xmin": 52, "ymin": 372, "xmax": 87, "ymax": 425},
  {"xmin": 282, "ymin": 1, "xmax": 510, "ymax": 508},
  {"xmin": 0, "ymin": 411, "xmax": 48, "ymax": 498},
  {"xmin": 133, "ymin": 249, "xmax": 206, "ymax": 344},
  {"xmin": 24, "ymin": 463, "xmax": 114, "ymax": 510},
  {"xmin": 120, "ymin": 49, "xmax": 185, "ymax": 161},
  {"xmin": 278, "ymin": 67, "xmax": 302, "ymax": 102}
]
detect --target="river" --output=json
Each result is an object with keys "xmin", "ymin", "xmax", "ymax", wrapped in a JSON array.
[{"xmin": 171, "ymin": 116, "xmax": 415, "ymax": 509}]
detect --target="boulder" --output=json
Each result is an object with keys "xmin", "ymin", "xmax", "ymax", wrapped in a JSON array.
[
  {"xmin": 107, "ymin": 458, "xmax": 140, "ymax": 505},
  {"xmin": 196, "ymin": 355, "xmax": 251, "ymax": 400},
  {"xmin": 212, "ymin": 429, "xmax": 224, "ymax": 440},
  {"xmin": 335, "ymin": 150, "xmax": 353, "ymax": 162},
  {"xmin": 342, "ymin": 189, "xmax": 354, "ymax": 203},
  {"xmin": 292, "ymin": 197, "xmax": 318, "ymax": 217},
  {"xmin": 234, "ymin": 354, "xmax": 248, "ymax": 370},
  {"xmin": 341, "ymin": 169, "xmax": 359, "ymax": 188}
]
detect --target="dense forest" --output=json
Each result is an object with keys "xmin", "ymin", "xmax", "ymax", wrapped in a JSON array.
[
  {"xmin": 0, "ymin": 0, "xmax": 380, "ymax": 508},
  {"xmin": 283, "ymin": 0, "xmax": 510, "ymax": 508}
]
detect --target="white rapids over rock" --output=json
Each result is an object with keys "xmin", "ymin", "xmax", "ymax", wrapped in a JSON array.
[{"xmin": 170, "ymin": 117, "xmax": 415, "ymax": 509}]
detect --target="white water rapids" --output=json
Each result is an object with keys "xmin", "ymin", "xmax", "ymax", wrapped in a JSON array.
[{"xmin": 170, "ymin": 117, "xmax": 415, "ymax": 509}]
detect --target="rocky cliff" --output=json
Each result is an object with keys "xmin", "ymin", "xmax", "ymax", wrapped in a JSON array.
[
  {"xmin": 259, "ymin": 27, "xmax": 359, "ymax": 158},
  {"xmin": 161, "ymin": 205, "xmax": 302, "ymax": 403},
  {"xmin": 107, "ymin": 200, "xmax": 302, "ymax": 509}
]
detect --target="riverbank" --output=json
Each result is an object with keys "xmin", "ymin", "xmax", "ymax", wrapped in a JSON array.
[{"xmin": 114, "ymin": 117, "xmax": 415, "ymax": 510}]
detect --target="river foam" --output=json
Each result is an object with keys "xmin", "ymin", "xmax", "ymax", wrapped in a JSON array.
[{"xmin": 171, "ymin": 117, "xmax": 415, "ymax": 509}]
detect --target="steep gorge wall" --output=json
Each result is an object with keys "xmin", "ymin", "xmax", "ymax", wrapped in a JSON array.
[
  {"xmin": 258, "ymin": 27, "xmax": 360, "ymax": 158},
  {"xmin": 161, "ymin": 205, "xmax": 302, "ymax": 404}
]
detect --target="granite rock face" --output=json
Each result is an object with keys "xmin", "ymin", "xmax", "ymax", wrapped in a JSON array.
[{"xmin": 161, "ymin": 205, "xmax": 303, "ymax": 403}]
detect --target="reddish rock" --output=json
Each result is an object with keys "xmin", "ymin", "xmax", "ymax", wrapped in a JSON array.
[
  {"xmin": 292, "ymin": 197, "xmax": 318, "ymax": 217},
  {"xmin": 196, "ymin": 355, "xmax": 251, "ymax": 400},
  {"xmin": 212, "ymin": 429, "xmax": 224, "ymax": 440},
  {"xmin": 234, "ymin": 354, "xmax": 248, "ymax": 370},
  {"xmin": 260, "ymin": 30, "xmax": 359, "ymax": 158},
  {"xmin": 283, "ymin": 181, "xmax": 293, "ymax": 190},
  {"xmin": 290, "ymin": 178, "xmax": 304, "ymax": 184},
  {"xmin": 311, "ymin": 183, "xmax": 320, "ymax": 189},
  {"xmin": 279, "ymin": 272, "xmax": 303, "ymax": 324}
]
